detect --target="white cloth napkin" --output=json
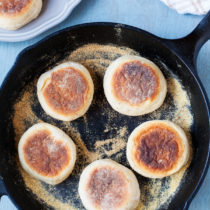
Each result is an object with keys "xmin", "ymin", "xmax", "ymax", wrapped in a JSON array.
[{"xmin": 160, "ymin": 0, "xmax": 210, "ymax": 15}]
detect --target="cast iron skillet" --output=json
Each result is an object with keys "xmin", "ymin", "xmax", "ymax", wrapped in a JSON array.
[{"xmin": 0, "ymin": 11, "xmax": 209, "ymax": 210}]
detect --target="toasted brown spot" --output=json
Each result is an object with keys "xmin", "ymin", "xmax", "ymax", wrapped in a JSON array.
[
  {"xmin": 87, "ymin": 167, "xmax": 128, "ymax": 209},
  {"xmin": 112, "ymin": 61, "xmax": 158, "ymax": 105},
  {"xmin": 0, "ymin": 0, "xmax": 31, "ymax": 14},
  {"xmin": 43, "ymin": 67, "xmax": 89, "ymax": 115},
  {"xmin": 135, "ymin": 126, "xmax": 179, "ymax": 171},
  {"xmin": 23, "ymin": 130, "xmax": 70, "ymax": 177}
]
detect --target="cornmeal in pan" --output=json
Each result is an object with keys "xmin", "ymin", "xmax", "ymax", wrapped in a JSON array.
[{"xmin": 13, "ymin": 44, "xmax": 193, "ymax": 210}]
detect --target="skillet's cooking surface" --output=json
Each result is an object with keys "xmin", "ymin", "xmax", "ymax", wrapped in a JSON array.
[
  {"xmin": 13, "ymin": 44, "xmax": 193, "ymax": 210},
  {"xmin": 0, "ymin": 24, "xmax": 209, "ymax": 210}
]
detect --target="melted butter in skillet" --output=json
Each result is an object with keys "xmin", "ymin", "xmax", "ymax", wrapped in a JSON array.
[
  {"xmin": 43, "ymin": 68, "xmax": 89, "ymax": 115},
  {"xmin": 13, "ymin": 44, "xmax": 193, "ymax": 210},
  {"xmin": 113, "ymin": 61, "xmax": 158, "ymax": 105},
  {"xmin": 87, "ymin": 167, "xmax": 128, "ymax": 209},
  {"xmin": 0, "ymin": 0, "xmax": 31, "ymax": 14},
  {"xmin": 23, "ymin": 130, "xmax": 69, "ymax": 177}
]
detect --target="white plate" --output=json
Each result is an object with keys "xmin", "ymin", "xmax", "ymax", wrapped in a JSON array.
[{"xmin": 0, "ymin": 0, "xmax": 81, "ymax": 42}]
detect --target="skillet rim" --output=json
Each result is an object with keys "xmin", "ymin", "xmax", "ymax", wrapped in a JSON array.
[{"xmin": 0, "ymin": 22, "xmax": 209, "ymax": 210}]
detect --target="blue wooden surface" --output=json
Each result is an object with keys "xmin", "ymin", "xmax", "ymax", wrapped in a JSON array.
[{"xmin": 0, "ymin": 0, "xmax": 209, "ymax": 209}]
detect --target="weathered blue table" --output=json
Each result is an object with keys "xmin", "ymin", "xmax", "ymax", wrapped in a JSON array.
[{"xmin": 0, "ymin": 0, "xmax": 209, "ymax": 209}]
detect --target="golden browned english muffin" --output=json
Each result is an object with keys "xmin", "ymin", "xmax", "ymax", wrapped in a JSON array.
[
  {"xmin": 126, "ymin": 120, "xmax": 190, "ymax": 178},
  {"xmin": 37, "ymin": 62, "xmax": 94, "ymax": 121},
  {"xmin": 0, "ymin": 0, "xmax": 42, "ymax": 30},
  {"xmin": 18, "ymin": 123, "xmax": 76, "ymax": 185},
  {"xmin": 79, "ymin": 159, "xmax": 140, "ymax": 210},
  {"xmin": 103, "ymin": 55, "xmax": 167, "ymax": 116}
]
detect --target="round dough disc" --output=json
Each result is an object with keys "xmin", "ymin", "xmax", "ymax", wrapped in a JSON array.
[
  {"xmin": 37, "ymin": 62, "xmax": 94, "ymax": 121},
  {"xmin": 79, "ymin": 159, "xmax": 140, "ymax": 210},
  {"xmin": 18, "ymin": 123, "xmax": 76, "ymax": 185},
  {"xmin": 103, "ymin": 55, "xmax": 167, "ymax": 116},
  {"xmin": 126, "ymin": 120, "xmax": 190, "ymax": 178},
  {"xmin": 0, "ymin": 0, "xmax": 42, "ymax": 30}
]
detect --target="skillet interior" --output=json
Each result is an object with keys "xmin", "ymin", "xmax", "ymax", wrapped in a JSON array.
[{"xmin": 0, "ymin": 24, "xmax": 209, "ymax": 210}]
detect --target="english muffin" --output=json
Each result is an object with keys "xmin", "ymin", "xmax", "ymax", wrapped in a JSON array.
[
  {"xmin": 79, "ymin": 159, "xmax": 140, "ymax": 210},
  {"xmin": 127, "ymin": 120, "xmax": 190, "ymax": 178},
  {"xmin": 18, "ymin": 123, "xmax": 76, "ymax": 185},
  {"xmin": 103, "ymin": 55, "xmax": 167, "ymax": 116},
  {"xmin": 0, "ymin": 0, "xmax": 42, "ymax": 30},
  {"xmin": 37, "ymin": 62, "xmax": 94, "ymax": 121}
]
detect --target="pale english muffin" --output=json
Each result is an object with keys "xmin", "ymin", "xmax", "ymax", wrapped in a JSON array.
[
  {"xmin": 103, "ymin": 55, "xmax": 167, "ymax": 116},
  {"xmin": 0, "ymin": 0, "xmax": 42, "ymax": 30},
  {"xmin": 127, "ymin": 120, "xmax": 190, "ymax": 178},
  {"xmin": 37, "ymin": 62, "xmax": 94, "ymax": 121},
  {"xmin": 79, "ymin": 159, "xmax": 140, "ymax": 210},
  {"xmin": 18, "ymin": 123, "xmax": 76, "ymax": 185}
]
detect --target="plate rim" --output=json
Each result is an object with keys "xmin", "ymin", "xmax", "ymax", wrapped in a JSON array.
[{"xmin": 0, "ymin": 0, "xmax": 81, "ymax": 42}]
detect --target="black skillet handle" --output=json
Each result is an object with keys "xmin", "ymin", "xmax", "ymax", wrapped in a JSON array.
[
  {"xmin": 162, "ymin": 10, "xmax": 210, "ymax": 72},
  {"xmin": 160, "ymin": 12, "xmax": 210, "ymax": 210}
]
